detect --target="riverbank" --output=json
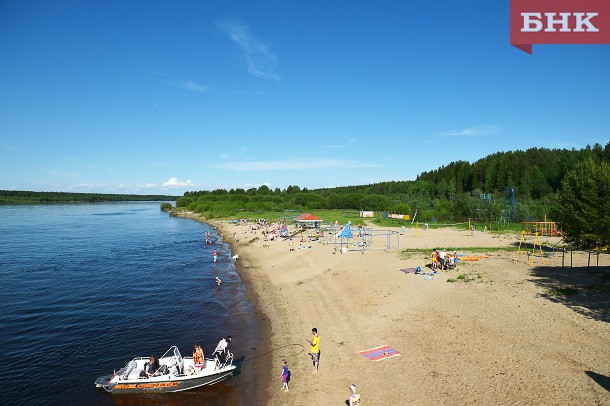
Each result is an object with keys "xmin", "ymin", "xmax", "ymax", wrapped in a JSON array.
[
  {"xmin": 180, "ymin": 212, "xmax": 610, "ymax": 404},
  {"xmin": 171, "ymin": 211, "xmax": 273, "ymax": 405}
]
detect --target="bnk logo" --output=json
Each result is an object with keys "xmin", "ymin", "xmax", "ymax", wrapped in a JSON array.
[{"xmin": 510, "ymin": 0, "xmax": 610, "ymax": 54}]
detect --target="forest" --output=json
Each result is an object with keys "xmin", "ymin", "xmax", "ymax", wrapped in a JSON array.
[
  {"xmin": 176, "ymin": 142, "xmax": 610, "ymax": 226},
  {"xmin": 0, "ymin": 190, "xmax": 177, "ymax": 205}
]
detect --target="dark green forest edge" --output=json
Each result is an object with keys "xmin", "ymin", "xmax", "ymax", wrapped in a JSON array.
[
  {"xmin": 175, "ymin": 143, "xmax": 609, "ymax": 249},
  {"xmin": 0, "ymin": 191, "xmax": 177, "ymax": 204}
]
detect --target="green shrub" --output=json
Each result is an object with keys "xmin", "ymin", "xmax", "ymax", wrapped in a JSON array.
[{"xmin": 546, "ymin": 286, "xmax": 579, "ymax": 296}]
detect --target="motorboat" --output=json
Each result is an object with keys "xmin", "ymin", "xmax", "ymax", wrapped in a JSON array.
[{"xmin": 95, "ymin": 346, "xmax": 235, "ymax": 393}]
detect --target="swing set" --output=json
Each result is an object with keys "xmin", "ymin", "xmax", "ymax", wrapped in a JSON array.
[{"xmin": 515, "ymin": 230, "xmax": 545, "ymax": 265}]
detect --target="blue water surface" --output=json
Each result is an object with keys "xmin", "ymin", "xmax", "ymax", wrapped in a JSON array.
[{"xmin": 0, "ymin": 202, "xmax": 259, "ymax": 405}]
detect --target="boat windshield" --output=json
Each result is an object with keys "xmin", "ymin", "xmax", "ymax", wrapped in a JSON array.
[{"xmin": 160, "ymin": 346, "xmax": 182, "ymax": 360}]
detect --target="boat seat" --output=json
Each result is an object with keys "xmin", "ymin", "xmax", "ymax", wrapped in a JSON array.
[
  {"xmin": 157, "ymin": 365, "xmax": 169, "ymax": 375},
  {"xmin": 127, "ymin": 368, "xmax": 143, "ymax": 380}
]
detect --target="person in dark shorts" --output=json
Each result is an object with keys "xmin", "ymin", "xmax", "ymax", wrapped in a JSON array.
[{"xmin": 306, "ymin": 328, "xmax": 320, "ymax": 373}]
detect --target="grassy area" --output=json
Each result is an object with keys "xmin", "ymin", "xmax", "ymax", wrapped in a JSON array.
[
  {"xmin": 544, "ymin": 283, "xmax": 610, "ymax": 297},
  {"xmin": 545, "ymin": 286, "xmax": 579, "ymax": 296},
  {"xmin": 398, "ymin": 246, "xmax": 516, "ymax": 260},
  {"xmin": 175, "ymin": 206, "xmax": 526, "ymax": 236},
  {"xmin": 193, "ymin": 208, "xmax": 358, "ymax": 226},
  {"xmin": 447, "ymin": 273, "xmax": 482, "ymax": 283}
]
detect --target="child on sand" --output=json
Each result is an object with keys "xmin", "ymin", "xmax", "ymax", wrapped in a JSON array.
[
  {"xmin": 348, "ymin": 383, "xmax": 361, "ymax": 405},
  {"xmin": 281, "ymin": 359, "xmax": 289, "ymax": 392}
]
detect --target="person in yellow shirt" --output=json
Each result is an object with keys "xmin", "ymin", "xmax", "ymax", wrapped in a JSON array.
[{"xmin": 306, "ymin": 327, "xmax": 320, "ymax": 374}]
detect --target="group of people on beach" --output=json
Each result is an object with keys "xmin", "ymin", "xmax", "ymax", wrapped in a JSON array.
[{"xmin": 431, "ymin": 248, "xmax": 459, "ymax": 270}]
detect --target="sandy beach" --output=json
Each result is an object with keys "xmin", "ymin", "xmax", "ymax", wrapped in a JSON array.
[{"xmin": 188, "ymin": 213, "xmax": 610, "ymax": 405}]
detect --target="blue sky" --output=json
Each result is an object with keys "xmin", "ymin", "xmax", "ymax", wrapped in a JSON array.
[{"xmin": 1, "ymin": 1, "xmax": 609, "ymax": 195}]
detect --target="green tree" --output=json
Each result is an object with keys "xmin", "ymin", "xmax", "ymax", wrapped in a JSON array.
[
  {"xmin": 393, "ymin": 202, "xmax": 412, "ymax": 216},
  {"xmin": 360, "ymin": 194, "xmax": 390, "ymax": 211},
  {"xmin": 553, "ymin": 159, "xmax": 610, "ymax": 248}
]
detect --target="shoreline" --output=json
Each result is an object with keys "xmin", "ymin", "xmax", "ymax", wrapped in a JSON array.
[
  {"xmin": 176, "ymin": 211, "xmax": 610, "ymax": 404},
  {"xmin": 171, "ymin": 211, "xmax": 272, "ymax": 404}
]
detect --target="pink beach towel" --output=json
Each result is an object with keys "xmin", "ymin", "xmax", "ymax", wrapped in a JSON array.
[{"xmin": 359, "ymin": 345, "xmax": 401, "ymax": 361}]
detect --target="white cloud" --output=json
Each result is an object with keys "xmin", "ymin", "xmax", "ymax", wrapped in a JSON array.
[
  {"xmin": 182, "ymin": 80, "xmax": 211, "ymax": 93},
  {"xmin": 210, "ymin": 158, "xmax": 378, "ymax": 172},
  {"xmin": 140, "ymin": 67, "xmax": 210, "ymax": 94},
  {"xmin": 163, "ymin": 177, "xmax": 194, "ymax": 187},
  {"xmin": 65, "ymin": 183, "xmax": 104, "ymax": 190},
  {"xmin": 218, "ymin": 20, "xmax": 279, "ymax": 80},
  {"xmin": 319, "ymin": 137, "xmax": 356, "ymax": 149},
  {"xmin": 144, "ymin": 183, "xmax": 158, "ymax": 188},
  {"xmin": 440, "ymin": 124, "xmax": 500, "ymax": 137}
]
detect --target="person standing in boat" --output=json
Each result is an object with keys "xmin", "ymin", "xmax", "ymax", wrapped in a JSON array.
[
  {"xmin": 212, "ymin": 335, "xmax": 232, "ymax": 369},
  {"xmin": 193, "ymin": 344, "xmax": 204, "ymax": 368}
]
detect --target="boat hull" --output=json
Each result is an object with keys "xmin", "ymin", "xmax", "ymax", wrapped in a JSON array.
[
  {"xmin": 97, "ymin": 369, "xmax": 235, "ymax": 393},
  {"xmin": 95, "ymin": 347, "xmax": 236, "ymax": 394}
]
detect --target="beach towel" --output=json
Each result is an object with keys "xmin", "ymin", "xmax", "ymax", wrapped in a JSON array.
[
  {"xmin": 359, "ymin": 345, "xmax": 401, "ymax": 361},
  {"xmin": 458, "ymin": 254, "xmax": 488, "ymax": 261},
  {"xmin": 398, "ymin": 268, "xmax": 418, "ymax": 274}
]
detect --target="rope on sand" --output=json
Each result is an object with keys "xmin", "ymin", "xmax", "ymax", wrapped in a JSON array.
[{"xmin": 243, "ymin": 343, "xmax": 306, "ymax": 363}]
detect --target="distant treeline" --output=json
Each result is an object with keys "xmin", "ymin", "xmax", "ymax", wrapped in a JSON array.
[
  {"xmin": 0, "ymin": 190, "xmax": 178, "ymax": 205},
  {"xmin": 177, "ymin": 143, "xmax": 609, "ymax": 223}
]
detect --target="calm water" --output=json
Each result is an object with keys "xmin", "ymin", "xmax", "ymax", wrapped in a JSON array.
[{"xmin": 0, "ymin": 202, "xmax": 260, "ymax": 406}]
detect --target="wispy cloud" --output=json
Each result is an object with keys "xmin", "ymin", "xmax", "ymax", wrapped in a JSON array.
[
  {"xmin": 210, "ymin": 158, "xmax": 377, "ymax": 172},
  {"xmin": 440, "ymin": 124, "xmax": 500, "ymax": 137},
  {"xmin": 319, "ymin": 138, "xmax": 356, "ymax": 149},
  {"xmin": 182, "ymin": 80, "xmax": 211, "ymax": 93},
  {"xmin": 65, "ymin": 183, "xmax": 104, "ymax": 190},
  {"xmin": 217, "ymin": 20, "xmax": 279, "ymax": 80},
  {"xmin": 141, "ymin": 68, "xmax": 211, "ymax": 93},
  {"xmin": 163, "ymin": 177, "xmax": 194, "ymax": 187}
]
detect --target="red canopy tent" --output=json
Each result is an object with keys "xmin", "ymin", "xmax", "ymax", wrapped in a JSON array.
[{"xmin": 294, "ymin": 213, "xmax": 323, "ymax": 228}]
